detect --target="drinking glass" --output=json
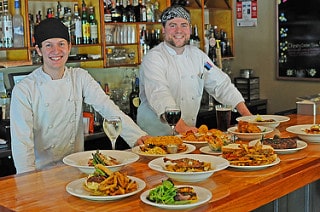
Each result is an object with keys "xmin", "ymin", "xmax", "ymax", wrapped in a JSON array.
[
  {"xmin": 103, "ymin": 116, "xmax": 122, "ymax": 150},
  {"xmin": 165, "ymin": 106, "xmax": 181, "ymax": 135}
]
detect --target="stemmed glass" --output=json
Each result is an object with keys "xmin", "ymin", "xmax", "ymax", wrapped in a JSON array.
[
  {"xmin": 103, "ymin": 116, "xmax": 122, "ymax": 150},
  {"xmin": 165, "ymin": 106, "xmax": 181, "ymax": 135}
]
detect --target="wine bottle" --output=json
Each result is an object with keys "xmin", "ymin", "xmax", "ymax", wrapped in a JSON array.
[
  {"xmin": 140, "ymin": 0, "xmax": 147, "ymax": 22},
  {"xmin": 2, "ymin": 1, "xmax": 13, "ymax": 48},
  {"xmin": 193, "ymin": 24, "xmax": 200, "ymax": 48},
  {"xmin": 72, "ymin": 4, "xmax": 82, "ymax": 45},
  {"xmin": 111, "ymin": 0, "xmax": 122, "ymax": 22},
  {"xmin": 129, "ymin": 77, "xmax": 140, "ymax": 121},
  {"xmin": 13, "ymin": 0, "xmax": 24, "ymax": 48},
  {"xmin": 81, "ymin": 0, "xmax": 90, "ymax": 44},
  {"xmin": 88, "ymin": 6, "xmax": 98, "ymax": 44}
]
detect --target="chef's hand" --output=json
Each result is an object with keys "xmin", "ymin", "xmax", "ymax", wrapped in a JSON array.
[
  {"xmin": 135, "ymin": 135, "xmax": 151, "ymax": 146},
  {"xmin": 175, "ymin": 119, "xmax": 198, "ymax": 134}
]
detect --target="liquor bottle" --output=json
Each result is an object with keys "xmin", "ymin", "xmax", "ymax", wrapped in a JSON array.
[
  {"xmin": 81, "ymin": 0, "xmax": 90, "ymax": 44},
  {"xmin": 56, "ymin": 1, "xmax": 63, "ymax": 20},
  {"xmin": 72, "ymin": 4, "xmax": 82, "ymax": 45},
  {"xmin": 104, "ymin": 0, "xmax": 112, "ymax": 23},
  {"xmin": 35, "ymin": 11, "xmax": 42, "ymax": 25},
  {"xmin": 88, "ymin": 6, "xmax": 98, "ymax": 44},
  {"xmin": 46, "ymin": 8, "xmax": 54, "ymax": 19},
  {"xmin": 153, "ymin": 0, "xmax": 161, "ymax": 22},
  {"xmin": 208, "ymin": 32, "xmax": 216, "ymax": 64},
  {"xmin": 140, "ymin": 0, "xmax": 147, "ymax": 22},
  {"xmin": 146, "ymin": 0, "xmax": 154, "ymax": 22},
  {"xmin": 62, "ymin": 7, "xmax": 72, "ymax": 39},
  {"xmin": 126, "ymin": 0, "xmax": 135, "ymax": 22},
  {"xmin": 13, "ymin": 0, "xmax": 24, "ymax": 48},
  {"xmin": 2, "ymin": 1, "xmax": 13, "ymax": 48},
  {"xmin": 0, "ymin": 2, "xmax": 3, "ymax": 48},
  {"xmin": 121, "ymin": 0, "xmax": 128, "ymax": 22},
  {"xmin": 193, "ymin": 24, "xmax": 200, "ymax": 48},
  {"xmin": 133, "ymin": 0, "xmax": 140, "ymax": 22},
  {"xmin": 28, "ymin": 14, "xmax": 35, "ymax": 46},
  {"xmin": 111, "ymin": 0, "xmax": 122, "ymax": 22},
  {"xmin": 129, "ymin": 77, "xmax": 140, "ymax": 121}
]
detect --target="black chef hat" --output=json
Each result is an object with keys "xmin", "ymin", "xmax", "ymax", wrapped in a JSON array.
[
  {"xmin": 34, "ymin": 18, "xmax": 70, "ymax": 47},
  {"xmin": 161, "ymin": 5, "xmax": 191, "ymax": 26}
]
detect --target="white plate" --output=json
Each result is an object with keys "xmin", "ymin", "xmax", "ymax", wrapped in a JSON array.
[
  {"xmin": 286, "ymin": 124, "xmax": 320, "ymax": 143},
  {"xmin": 199, "ymin": 146, "xmax": 222, "ymax": 155},
  {"xmin": 236, "ymin": 115, "xmax": 290, "ymax": 128},
  {"xmin": 140, "ymin": 185, "xmax": 212, "ymax": 209},
  {"xmin": 63, "ymin": 150, "xmax": 139, "ymax": 174},
  {"xmin": 229, "ymin": 157, "xmax": 280, "ymax": 170},
  {"xmin": 182, "ymin": 140, "xmax": 208, "ymax": 148},
  {"xmin": 249, "ymin": 139, "xmax": 308, "ymax": 154},
  {"xmin": 227, "ymin": 126, "xmax": 274, "ymax": 140},
  {"xmin": 131, "ymin": 143, "xmax": 196, "ymax": 159},
  {"xmin": 66, "ymin": 176, "xmax": 146, "ymax": 201},
  {"xmin": 148, "ymin": 154, "xmax": 229, "ymax": 182}
]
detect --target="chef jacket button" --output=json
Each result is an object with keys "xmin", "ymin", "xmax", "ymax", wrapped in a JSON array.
[
  {"xmin": 191, "ymin": 75, "xmax": 195, "ymax": 79},
  {"xmin": 70, "ymin": 140, "xmax": 74, "ymax": 144},
  {"xmin": 48, "ymin": 125, "xmax": 53, "ymax": 128},
  {"xmin": 51, "ymin": 144, "xmax": 55, "ymax": 148},
  {"xmin": 45, "ymin": 103, "xmax": 49, "ymax": 107}
]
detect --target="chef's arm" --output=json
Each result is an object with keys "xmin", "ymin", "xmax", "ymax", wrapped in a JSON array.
[{"xmin": 236, "ymin": 102, "xmax": 252, "ymax": 116}]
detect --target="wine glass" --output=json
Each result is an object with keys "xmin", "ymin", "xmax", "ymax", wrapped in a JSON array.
[
  {"xmin": 165, "ymin": 106, "xmax": 181, "ymax": 135},
  {"xmin": 103, "ymin": 116, "xmax": 122, "ymax": 150}
]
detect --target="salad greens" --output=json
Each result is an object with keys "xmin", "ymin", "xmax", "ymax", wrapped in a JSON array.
[{"xmin": 147, "ymin": 179, "xmax": 194, "ymax": 205}]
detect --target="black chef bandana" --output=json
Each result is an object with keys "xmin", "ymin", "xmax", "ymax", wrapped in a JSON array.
[
  {"xmin": 34, "ymin": 18, "xmax": 70, "ymax": 47},
  {"xmin": 161, "ymin": 5, "xmax": 191, "ymax": 26}
]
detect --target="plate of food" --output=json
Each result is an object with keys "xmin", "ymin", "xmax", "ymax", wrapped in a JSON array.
[
  {"xmin": 179, "ymin": 126, "xmax": 232, "ymax": 149},
  {"xmin": 131, "ymin": 136, "xmax": 196, "ymax": 159},
  {"xmin": 66, "ymin": 164, "xmax": 146, "ymax": 201},
  {"xmin": 140, "ymin": 179, "xmax": 212, "ymax": 209},
  {"xmin": 286, "ymin": 124, "xmax": 320, "ymax": 143},
  {"xmin": 148, "ymin": 154, "xmax": 229, "ymax": 182},
  {"xmin": 236, "ymin": 115, "xmax": 290, "ymax": 128},
  {"xmin": 227, "ymin": 121, "xmax": 274, "ymax": 140},
  {"xmin": 221, "ymin": 142, "xmax": 280, "ymax": 170},
  {"xmin": 63, "ymin": 150, "xmax": 139, "ymax": 174},
  {"xmin": 249, "ymin": 137, "xmax": 308, "ymax": 154}
]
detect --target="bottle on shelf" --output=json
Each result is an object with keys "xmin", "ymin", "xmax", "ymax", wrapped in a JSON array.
[
  {"xmin": 13, "ymin": 0, "xmax": 24, "ymax": 48},
  {"xmin": 111, "ymin": 0, "xmax": 122, "ymax": 22},
  {"xmin": 0, "ymin": 2, "xmax": 3, "ymax": 48},
  {"xmin": 46, "ymin": 8, "xmax": 54, "ymax": 19},
  {"xmin": 121, "ymin": 0, "xmax": 129, "ymax": 22},
  {"xmin": 193, "ymin": 24, "xmax": 200, "ymax": 48},
  {"xmin": 35, "ymin": 11, "xmax": 42, "ymax": 25},
  {"xmin": 129, "ymin": 77, "xmax": 140, "ymax": 121},
  {"xmin": 88, "ymin": 6, "xmax": 98, "ymax": 44},
  {"xmin": 146, "ymin": 0, "xmax": 154, "ymax": 22},
  {"xmin": 28, "ymin": 14, "xmax": 35, "ymax": 46},
  {"xmin": 153, "ymin": 0, "xmax": 161, "ymax": 22},
  {"xmin": 126, "ymin": 0, "xmax": 135, "ymax": 22},
  {"xmin": 72, "ymin": 3, "xmax": 82, "ymax": 45},
  {"xmin": 62, "ymin": 7, "xmax": 72, "ymax": 39},
  {"xmin": 139, "ymin": 0, "xmax": 147, "ymax": 22},
  {"xmin": 133, "ymin": 0, "xmax": 140, "ymax": 22},
  {"xmin": 56, "ymin": 1, "xmax": 63, "ymax": 20},
  {"xmin": 81, "ymin": 0, "xmax": 90, "ymax": 44},
  {"xmin": 104, "ymin": 0, "xmax": 112, "ymax": 23},
  {"xmin": 208, "ymin": 31, "xmax": 216, "ymax": 64},
  {"xmin": 2, "ymin": 1, "xmax": 13, "ymax": 48}
]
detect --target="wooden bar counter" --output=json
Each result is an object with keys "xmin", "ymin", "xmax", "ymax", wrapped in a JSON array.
[{"xmin": 0, "ymin": 114, "xmax": 320, "ymax": 211}]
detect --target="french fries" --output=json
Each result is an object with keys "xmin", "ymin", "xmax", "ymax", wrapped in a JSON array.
[{"xmin": 83, "ymin": 165, "xmax": 138, "ymax": 196}]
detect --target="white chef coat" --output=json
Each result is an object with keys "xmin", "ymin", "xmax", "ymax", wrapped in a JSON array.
[
  {"xmin": 10, "ymin": 66, "xmax": 147, "ymax": 174},
  {"xmin": 137, "ymin": 42, "xmax": 244, "ymax": 136}
]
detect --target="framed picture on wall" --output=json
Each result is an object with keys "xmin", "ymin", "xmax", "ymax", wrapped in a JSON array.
[{"xmin": 277, "ymin": 0, "xmax": 320, "ymax": 81}]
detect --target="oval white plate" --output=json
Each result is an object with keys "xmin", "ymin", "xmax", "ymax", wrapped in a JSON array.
[
  {"xmin": 236, "ymin": 115, "xmax": 290, "ymax": 128},
  {"xmin": 148, "ymin": 154, "xmax": 229, "ymax": 182},
  {"xmin": 286, "ymin": 124, "xmax": 320, "ymax": 143},
  {"xmin": 228, "ymin": 157, "xmax": 280, "ymax": 170},
  {"xmin": 63, "ymin": 150, "xmax": 139, "ymax": 174},
  {"xmin": 249, "ymin": 139, "xmax": 308, "ymax": 154},
  {"xmin": 227, "ymin": 126, "xmax": 274, "ymax": 140},
  {"xmin": 131, "ymin": 143, "xmax": 196, "ymax": 158},
  {"xmin": 66, "ymin": 176, "xmax": 146, "ymax": 201},
  {"xmin": 199, "ymin": 145, "xmax": 222, "ymax": 155},
  {"xmin": 140, "ymin": 185, "xmax": 212, "ymax": 209}
]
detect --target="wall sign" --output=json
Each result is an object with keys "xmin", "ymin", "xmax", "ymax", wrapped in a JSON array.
[
  {"xmin": 277, "ymin": 0, "xmax": 320, "ymax": 81},
  {"xmin": 236, "ymin": 0, "xmax": 258, "ymax": 27}
]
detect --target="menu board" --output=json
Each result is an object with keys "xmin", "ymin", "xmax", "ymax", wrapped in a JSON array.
[{"xmin": 277, "ymin": 0, "xmax": 320, "ymax": 81}]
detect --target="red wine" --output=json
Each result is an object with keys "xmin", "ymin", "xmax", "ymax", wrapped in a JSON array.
[{"xmin": 165, "ymin": 110, "xmax": 181, "ymax": 126}]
